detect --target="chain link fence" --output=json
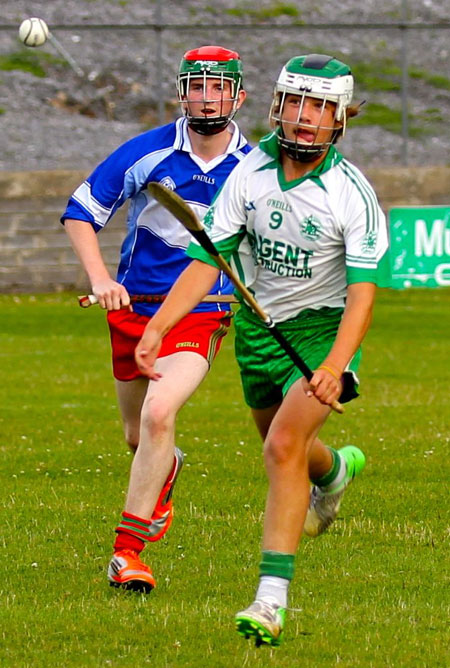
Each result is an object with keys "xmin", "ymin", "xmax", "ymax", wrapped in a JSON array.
[{"xmin": 1, "ymin": 0, "xmax": 449, "ymax": 169}]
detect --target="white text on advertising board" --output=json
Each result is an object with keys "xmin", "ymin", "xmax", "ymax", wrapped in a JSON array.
[{"xmin": 415, "ymin": 219, "xmax": 450, "ymax": 257}]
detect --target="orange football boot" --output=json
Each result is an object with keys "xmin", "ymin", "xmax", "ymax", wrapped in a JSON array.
[
  {"xmin": 148, "ymin": 447, "xmax": 184, "ymax": 542},
  {"xmin": 107, "ymin": 549, "xmax": 155, "ymax": 593}
]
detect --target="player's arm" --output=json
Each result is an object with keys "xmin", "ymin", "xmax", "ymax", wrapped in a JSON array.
[
  {"xmin": 135, "ymin": 260, "xmax": 220, "ymax": 379},
  {"xmin": 308, "ymin": 282, "xmax": 376, "ymax": 405},
  {"xmin": 308, "ymin": 180, "xmax": 389, "ymax": 405},
  {"xmin": 64, "ymin": 218, "xmax": 130, "ymax": 310},
  {"xmin": 63, "ymin": 136, "xmax": 153, "ymax": 309}
]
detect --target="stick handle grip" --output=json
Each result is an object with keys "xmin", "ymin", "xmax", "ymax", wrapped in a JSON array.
[
  {"xmin": 78, "ymin": 294, "xmax": 98, "ymax": 308},
  {"xmin": 330, "ymin": 399, "xmax": 345, "ymax": 414},
  {"xmin": 78, "ymin": 293, "xmax": 238, "ymax": 308}
]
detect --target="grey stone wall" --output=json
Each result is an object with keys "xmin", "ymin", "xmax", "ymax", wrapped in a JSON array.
[
  {"xmin": 0, "ymin": 168, "xmax": 449, "ymax": 293},
  {"xmin": 0, "ymin": 171, "xmax": 125, "ymax": 292}
]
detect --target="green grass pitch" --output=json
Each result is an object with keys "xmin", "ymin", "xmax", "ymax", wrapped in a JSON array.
[{"xmin": 1, "ymin": 290, "xmax": 449, "ymax": 667}]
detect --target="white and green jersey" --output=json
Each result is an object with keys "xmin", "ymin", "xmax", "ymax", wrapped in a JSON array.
[{"xmin": 188, "ymin": 132, "xmax": 389, "ymax": 323}]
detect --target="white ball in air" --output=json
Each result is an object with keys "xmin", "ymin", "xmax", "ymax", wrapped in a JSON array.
[{"xmin": 18, "ymin": 18, "xmax": 49, "ymax": 47}]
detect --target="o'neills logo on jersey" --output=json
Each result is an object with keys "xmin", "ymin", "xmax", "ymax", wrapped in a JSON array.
[
  {"xmin": 193, "ymin": 174, "xmax": 215, "ymax": 185},
  {"xmin": 176, "ymin": 341, "xmax": 200, "ymax": 349},
  {"xmin": 266, "ymin": 198, "xmax": 292, "ymax": 213},
  {"xmin": 159, "ymin": 176, "xmax": 176, "ymax": 190},
  {"xmin": 300, "ymin": 215, "xmax": 322, "ymax": 241}
]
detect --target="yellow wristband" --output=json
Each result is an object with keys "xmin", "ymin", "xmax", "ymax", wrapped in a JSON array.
[{"xmin": 318, "ymin": 365, "xmax": 342, "ymax": 381}]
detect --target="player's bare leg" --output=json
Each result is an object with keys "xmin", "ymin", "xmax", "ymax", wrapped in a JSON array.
[
  {"xmin": 251, "ymin": 404, "xmax": 333, "ymax": 481},
  {"xmin": 250, "ymin": 393, "xmax": 365, "ymax": 540},
  {"xmin": 125, "ymin": 351, "xmax": 208, "ymax": 519},
  {"xmin": 108, "ymin": 351, "xmax": 208, "ymax": 591},
  {"xmin": 115, "ymin": 377, "xmax": 149, "ymax": 453},
  {"xmin": 115, "ymin": 374, "xmax": 185, "ymax": 540},
  {"xmin": 261, "ymin": 380, "xmax": 331, "ymax": 553},
  {"xmin": 236, "ymin": 380, "xmax": 330, "ymax": 646},
  {"xmin": 307, "ymin": 437, "xmax": 333, "ymax": 479}
]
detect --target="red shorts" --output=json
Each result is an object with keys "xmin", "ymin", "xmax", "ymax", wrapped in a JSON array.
[{"xmin": 107, "ymin": 309, "xmax": 232, "ymax": 381}]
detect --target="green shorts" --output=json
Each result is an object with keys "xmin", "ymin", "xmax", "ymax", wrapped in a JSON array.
[{"xmin": 234, "ymin": 304, "xmax": 361, "ymax": 410}]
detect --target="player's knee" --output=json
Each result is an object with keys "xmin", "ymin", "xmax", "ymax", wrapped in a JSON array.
[
  {"xmin": 140, "ymin": 396, "xmax": 175, "ymax": 436},
  {"xmin": 264, "ymin": 429, "xmax": 306, "ymax": 468}
]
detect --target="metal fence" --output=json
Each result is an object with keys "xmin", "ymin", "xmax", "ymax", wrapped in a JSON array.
[{"xmin": 1, "ymin": 1, "xmax": 450, "ymax": 168}]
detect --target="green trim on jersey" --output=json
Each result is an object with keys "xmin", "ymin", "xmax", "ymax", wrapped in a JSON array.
[
  {"xmin": 258, "ymin": 131, "xmax": 344, "ymax": 191},
  {"xmin": 376, "ymin": 249, "xmax": 392, "ymax": 288},
  {"xmin": 346, "ymin": 249, "xmax": 391, "ymax": 287},
  {"xmin": 338, "ymin": 159, "xmax": 378, "ymax": 235},
  {"xmin": 187, "ymin": 231, "xmax": 244, "ymax": 265},
  {"xmin": 347, "ymin": 266, "xmax": 378, "ymax": 284},
  {"xmin": 187, "ymin": 232, "xmax": 248, "ymax": 305},
  {"xmin": 258, "ymin": 131, "xmax": 283, "ymax": 159}
]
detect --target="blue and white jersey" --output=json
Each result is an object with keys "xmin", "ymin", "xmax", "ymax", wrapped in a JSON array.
[{"xmin": 61, "ymin": 117, "xmax": 251, "ymax": 316}]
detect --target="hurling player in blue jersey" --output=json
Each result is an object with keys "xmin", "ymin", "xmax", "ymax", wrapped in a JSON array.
[{"xmin": 61, "ymin": 46, "xmax": 249, "ymax": 592}]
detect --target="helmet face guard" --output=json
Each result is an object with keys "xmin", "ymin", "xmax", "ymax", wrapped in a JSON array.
[
  {"xmin": 177, "ymin": 46, "xmax": 243, "ymax": 135},
  {"xmin": 270, "ymin": 54, "xmax": 354, "ymax": 162}
]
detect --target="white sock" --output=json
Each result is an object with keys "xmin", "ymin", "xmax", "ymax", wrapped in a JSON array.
[
  {"xmin": 321, "ymin": 451, "xmax": 347, "ymax": 493},
  {"xmin": 256, "ymin": 576, "xmax": 289, "ymax": 608}
]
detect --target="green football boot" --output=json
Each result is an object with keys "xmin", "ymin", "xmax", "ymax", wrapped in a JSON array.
[
  {"xmin": 303, "ymin": 445, "xmax": 366, "ymax": 537},
  {"xmin": 235, "ymin": 599, "xmax": 286, "ymax": 647}
]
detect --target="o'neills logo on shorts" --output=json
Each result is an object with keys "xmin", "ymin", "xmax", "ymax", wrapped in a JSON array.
[{"xmin": 176, "ymin": 341, "xmax": 200, "ymax": 349}]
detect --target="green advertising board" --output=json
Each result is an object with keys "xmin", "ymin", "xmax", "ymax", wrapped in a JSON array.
[{"xmin": 389, "ymin": 206, "xmax": 450, "ymax": 288}]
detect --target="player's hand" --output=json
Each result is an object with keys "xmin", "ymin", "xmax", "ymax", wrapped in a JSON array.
[
  {"xmin": 92, "ymin": 279, "xmax": 131, "ymax": 310},
  {"xmin": 305, "ymin": 365, "xmax": 343, "ymax": 407},
  {"xmin": 135, "ymin": 327, "xmax": 163, "ymax": 380}
]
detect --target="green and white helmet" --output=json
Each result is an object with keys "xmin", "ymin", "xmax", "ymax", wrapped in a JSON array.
[
  {"xmin": 270, "ymin": 53, "xmax": 354, "ymax": 162},
  {"xmin": 177, "ymin": 45, "xmax": 244, "ymax": 135}
]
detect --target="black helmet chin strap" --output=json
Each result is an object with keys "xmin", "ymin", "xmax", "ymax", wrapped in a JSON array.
[
  {"xmin": 187, "ymin": 115, "xmax": 231, "ymax": 136},
  {"xmin": 277, "ymin": 126, "xmax": 341, "ymax": 163},
  {"xmin": 277, "ymin": 129, "xmax": 326, "ymax": 163}
]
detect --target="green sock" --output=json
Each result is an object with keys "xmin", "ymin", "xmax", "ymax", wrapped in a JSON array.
[
  {"xmin": 259, "ymin": 550, "xmax": 295, "ymax": 581},
  {"xmin": 310, "ymin": 447, "xmax": 341, "ymax": 487}
]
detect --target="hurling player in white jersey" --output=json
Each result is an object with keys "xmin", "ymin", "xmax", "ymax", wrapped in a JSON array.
[
  {"xmin": 62, "ymin": 46, "xmax": 249, "ymax": 593},
  {"xmin": 134, "ymin": 54, "xmax": 389, "ymax": 645}
]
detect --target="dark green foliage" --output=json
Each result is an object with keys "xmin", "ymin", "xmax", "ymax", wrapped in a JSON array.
[{"xmin": 0, "ymin": 49, "xmax": 63, "ymax": 78}]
